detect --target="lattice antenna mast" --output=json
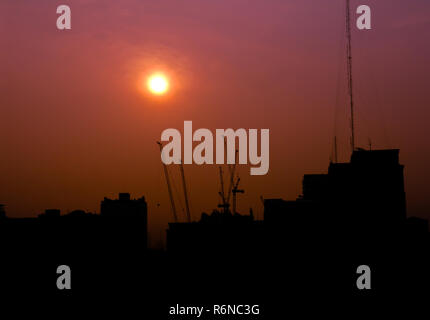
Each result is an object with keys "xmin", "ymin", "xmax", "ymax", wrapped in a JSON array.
[{"xmin": 346, "ymin": 0, "xmax": 355, "ymax": 152}]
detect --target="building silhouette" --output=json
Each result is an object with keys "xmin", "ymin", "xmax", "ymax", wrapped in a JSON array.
[
  {"xmin": 265, "ymin": 149, "xmax": 409, "ymax": 236},
  {"xmin": 100, "ymin": 192, "xmax": 148, "ymax": 250},
  {"xmin": 167, "ymin": 209, "xmax": 263, "ymax": 255}
]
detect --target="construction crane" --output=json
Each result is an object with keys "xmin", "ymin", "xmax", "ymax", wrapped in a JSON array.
[
  {"xmin": 217, "ymin": 149, "xmax": 241, "ymax": 214},
  {"xmin": 225, "ymin": 149, "xmax": 238, "ymax": 207},
  {"xmin": 157, "ymin": 141, "xmax": 178, "ymax": 222},
  {"xmin": 179, "ymin": 161, "xmax": 192, "ymax": 223},
  {"xmin": 231, "ymin": 177, "xmax": 244, "ymax": 215},
  {"xmin": 217, "ymin": 166, "xmax": 229, "ymax": 213}
]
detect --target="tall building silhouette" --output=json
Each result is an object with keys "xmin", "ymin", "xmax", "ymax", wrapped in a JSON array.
[
  {"xmin": 265, "ymin": 149, "xmax": 408, "ymax": 236},
  {"xmin": 329, "ymin": 149, "xmax": 406, "ymax": 232}
]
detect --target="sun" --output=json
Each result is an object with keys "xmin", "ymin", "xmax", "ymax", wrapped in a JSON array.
[{"xmin": 147, "ymin": 74, "xmax": 169, "ymax": 95}]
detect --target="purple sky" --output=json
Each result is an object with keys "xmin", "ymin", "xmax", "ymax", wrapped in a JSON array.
[{"xmin": 1, "ymin": 0, "xmax": 430, "ymax": 244}]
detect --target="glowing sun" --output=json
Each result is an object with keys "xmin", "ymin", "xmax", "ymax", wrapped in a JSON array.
[{"xmin": 147, "ymin": 74, "xmax": 169, "ymax": 95}]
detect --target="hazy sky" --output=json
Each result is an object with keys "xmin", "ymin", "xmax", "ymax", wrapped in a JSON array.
[{"xmin": 1, "ymin": 0, "xmax": 430, "ymax": 243}]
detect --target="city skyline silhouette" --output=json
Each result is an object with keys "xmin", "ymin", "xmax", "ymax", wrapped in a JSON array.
[
  {"xmin": 1, "ymin": 147, "xmax": 429, "ymax": 311},
  {"xmin": 2, "ymin": 1, "xmax": 430, "ymax": 233},
  {"xmin": 1, "ymin": 1, "xmax": 430, "ymax": 315}
]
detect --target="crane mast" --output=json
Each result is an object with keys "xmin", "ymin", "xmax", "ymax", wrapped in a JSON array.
[
  {"xmin": 157, "ymin": 141, "xmax": 178, "ymax": 222},
  {"xmin": 179, "ymin": 162, "xmax": 192, "ymax": 223},
  {"xmin": 225, "ymin": 149, "xmax": 238, "ymax": 207},
  {"xmin": 218, "ymin": 166, "xmax": 229, "ymax": 213},
  {"xmin": 232, "ymin": 177, "xmax": 244, "ymax": 215}
]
